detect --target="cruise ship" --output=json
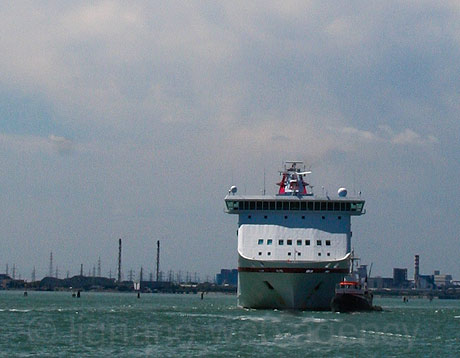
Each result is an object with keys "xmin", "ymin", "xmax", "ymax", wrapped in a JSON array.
[{"xmin": 224, "ymin": 161, "xmax": 365, "ymax": 310}]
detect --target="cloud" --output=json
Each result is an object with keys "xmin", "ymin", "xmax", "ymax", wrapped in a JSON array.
[
  {"xmin": 0, "ymin": 1, "xmax": 459, "ymax": 279},
  {"xmin": 0, "ymin": 132, "xmax": 50, "ymax": 153},
  {"xmin": 335, "ymin": 127, "xmax": 378, "ymax": 142},
  {"xmin": 0, "ymin": 133, "xmax": 74, "ymax": 155},
  {"xmin": 329, "ymin": 125, "xmax": 438, "ymax": 149},
  {"xmin": 48, "ymin": 135, "xmax": 73, "ymax": 154},
  {"xmin": 391, "ymin": 129, "xmax": 438, "ymax": 146}
]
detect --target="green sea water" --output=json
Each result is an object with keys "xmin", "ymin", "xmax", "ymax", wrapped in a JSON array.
[{"xmin": 0, "ymin": 291, "xmax": 459, "ymax": 357}]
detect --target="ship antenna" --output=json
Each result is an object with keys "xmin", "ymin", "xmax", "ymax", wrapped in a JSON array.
[
  {"xmin": 263, "ymin": 168, "xmax": 266, "ymax": 195},
  {"xmin": 351, "ymin": 249, "xmax": 354, "ymax": 273}
]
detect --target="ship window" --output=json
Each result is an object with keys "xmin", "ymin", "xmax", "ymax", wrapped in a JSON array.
[
  {"xmin": 340, "ymin": 202, "xmax": 345, "ymax": 211},
  {"xmin": 322, "ymin": 216, "xmax": 325, "ymax": 219},
  {"xmin": 302, "ymin": 216, "xmax": 305, "ymax": 219},
  {"xmin": 248, "ymin": 215, "xmax": 251, "ymax": 219},
  {"xmin": 232, "ymin": 201, "xmax": 240, "ymax": 210},
  {"xmin": 288, "ymin": 252, "xmax": 291, "ymax": 256},
  {"xmin": 327, "ymin": 202, "xmax": 333, "ymax": 211},
  {"xmin": 290, "ymin": 202, "xmax": 299, "ymax": 210},
  {"xmin": 250, "ymin": 201, "xmax": 255, "ymax": 210},
  {"xmin": 305, "ymin": 240, "xmax": 310, "ymax": 246},
  {"xmin": 267, "ymin": 252, "xmax": 271, "ymax": 256},
  {"xmin": 346, "ymin": 203, "xmax": 351, "ymax": 211},
  {"xmin": 267, "ymin": 239, "xmax": 273, "ymax": 245},
  {"xmin": 283, "ymin": 202, "xmax": 289, "ymax": 210},
  {"xmin": 338, "ymin": 216, "xmax": 341, "ymax": 220},
  {"xmin": 244, "ymin": 201, "xmax": 249, "ymax": 210},
  {"xmin": 297, "ymin": 252, "xmax": 301, "ymax": 256},
  {"xmin": 321, "ymin": 202, "xmax": 327, "ymax": 211},
  {"xmin": 296, "ymin": 240, "xmax": 302, "ymax": 246},
  {"xmin": 318, "ymin": 252, "xmax": 321, "ymax": 256},
  {"xmin": 287, "ymin": 240, "xmax": 292, "ymax": 245},
  {"xmin": 258, "ymin": 252, "xmax": 262, "ymax": 256},
  {"xmin": 278, "ymin": 240, "xmax": 284, "ymax": 245},
  {"xmin": 308, "ymin": 202, "xmax": 314, "ymax": 210},
  {"xmin": 314, "ymin": 202, "xmax": 320, "ymax": 211},
  {"xmin": 256, "ymin": 201, "xmax": 262, "ymax": 210},
  {"xmin": 300, "ymin": 202, "xmax": 306, "ymax": 210},
  {"xmin": 327, "ymin": 253, "xmax": 330, "ymax": 256},
  {"xmin": 276, "ymin": 201, "xmax": 282, "ymax": 210},
  {"xmin": 350, "ymin": 202, "xmax": 357, "ymax": 211},
  {"xmin": 326, "ymin": 240, "xmax": 331, "ymax": 246},
  {"xmin": 269, "ymin": 201, "xmax": 276, "ymax": 210},
  {"xmin": 263, "ymin": 201, "xmax": 268, "ymax": 210},
  {"xmin": 334, "ymin": 202, "xmax": 340, "ymax": 211},
  {"xmin": 258, "ymin": 239, "xmax": 264, "ymax": 245},
  {"xmin": 317, "ymin": 240, "xmax": 322, "ymax": 246},
  {"xmin": 264, "ymin": 215, "xmax": 267, "ymax": 219},
  {"xmin": 284, "ymin": 215, "xmax": 288, "ymax": 219}
]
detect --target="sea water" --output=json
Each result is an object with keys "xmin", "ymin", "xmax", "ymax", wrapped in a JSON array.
[{"xmin": 0, "ymin": 291, "xmax": 459, "ymax": 357}]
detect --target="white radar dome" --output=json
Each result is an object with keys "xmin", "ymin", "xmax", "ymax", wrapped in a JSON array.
[
  {"xmin": 338, "ymin": 187, "xmax": 347, "ymax": 197},
  {"xmin": 229, "ymin": 186, "xmax": 238, "ymax": 194}
]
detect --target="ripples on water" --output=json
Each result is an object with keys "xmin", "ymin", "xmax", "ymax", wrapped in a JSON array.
[{"xmin": 0, "ymin": 291, "xmax": 459, "ymax": 357}]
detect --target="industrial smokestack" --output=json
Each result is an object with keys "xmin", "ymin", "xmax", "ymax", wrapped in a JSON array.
[
  {"xmin": 414, "ymin": 254, "xmax": 420, "ymax": 289},
  {"xmin": 118, "ymin": 238, "xmax": 122, "ymax": 283},
  {"xmin": 49, "ymin": 252, "xmax": 53, "ymax": 278},
  {"xmin": 156, "ymin": 240, "xmax": 160, "ymax": 282}
]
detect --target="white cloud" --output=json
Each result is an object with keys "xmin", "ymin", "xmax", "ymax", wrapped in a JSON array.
[
  {"xmin": 329, "ymin": 125, "xmax": 437, "ymax": 149},
  {"xmin": 48, "ymin": 135, "xmax": 73, "ymax": 154},
  {"xmin": 391, "ymin": 128, "xmax": 438, "ymax": 145}
]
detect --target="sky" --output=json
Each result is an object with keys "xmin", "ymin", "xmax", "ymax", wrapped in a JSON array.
[{"xmin": 1, "ymin": 1, "xmax": 459, "ymax": 281}]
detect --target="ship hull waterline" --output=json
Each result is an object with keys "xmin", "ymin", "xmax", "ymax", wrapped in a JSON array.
[{"xmin": 237, "ymin": 253, "xmax": 350, "ymax": 310}]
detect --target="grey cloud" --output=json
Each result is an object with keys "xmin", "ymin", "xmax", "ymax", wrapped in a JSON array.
[{"xmin": 0, "ymin": 1, "xmax": 459, "ymax": 279}]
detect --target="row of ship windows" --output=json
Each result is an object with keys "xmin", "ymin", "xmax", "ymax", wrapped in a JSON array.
[
  {"xmin": 258, "ymin": 252, "xmax": 332, "ymax": 257},
  {"xmin": 258, "ymin": 239, "xmax": 331, "ymax": 246},
  {"xmin": 227, "ymin": 200, "xmax": 363, "ymax": 212},
  {"xmin": 248, "ymin": 215, "xmax": 340, "ymax": 220}
]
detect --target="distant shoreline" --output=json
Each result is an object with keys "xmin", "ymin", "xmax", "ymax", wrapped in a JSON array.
[{"xmin": 1, "ymin": 274, "xmax": 237, "ymax": 294}]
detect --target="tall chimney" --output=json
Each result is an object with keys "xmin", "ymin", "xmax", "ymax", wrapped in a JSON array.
[
  {"xmin": 118, "ymin": 238, "xmax": 122, "ymax": 283},
  {"xmin": 414, "ymin": 254, "xmax": 420, "ymax": 289},
  {"xmin": 49, "ymin": 252, "xmax": 53, "ymax": 278},
  {"xmin": 156, "ymin": 240, "xmax": 160, "ymax": 282}
]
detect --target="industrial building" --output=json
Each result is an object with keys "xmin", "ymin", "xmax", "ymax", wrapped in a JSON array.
[{"xmin": 216, "ymin": 269, "xmax": 238, "ymax": 286}]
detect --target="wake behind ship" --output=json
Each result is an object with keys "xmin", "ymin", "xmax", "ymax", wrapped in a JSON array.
[{"xmin": 224, "ymin": 161, "xmax": 365, "ymax": 310}]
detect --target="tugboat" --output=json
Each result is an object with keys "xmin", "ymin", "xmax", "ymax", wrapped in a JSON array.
[
  {"xmin": 331, "ymin": 258, "xmax": 380, "ymax": 312},
  {"xmin": 330, "ymin": 279, "xmax": 374, "ymax": 312}
]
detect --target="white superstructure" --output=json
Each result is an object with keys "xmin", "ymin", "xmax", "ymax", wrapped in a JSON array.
[{"xmin": 225, "ymin": 161, "xmax": 365, "ymax": 310}]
